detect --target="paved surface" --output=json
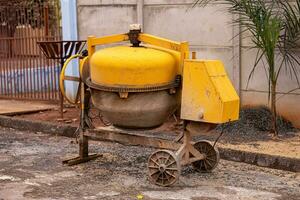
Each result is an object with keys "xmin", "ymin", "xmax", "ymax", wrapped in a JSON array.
[
  {"xmin": 0, "ymin": 100, "xmax": 55, "ymax": 116},
  {"xmin": 0, "ymin": 127, "xmax": 299, "ymax": 200}
]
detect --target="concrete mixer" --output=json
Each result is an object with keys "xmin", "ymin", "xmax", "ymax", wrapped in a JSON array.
[{"xmin": 60, "ymin": 25, "xmax": 240, "ymax": 186}]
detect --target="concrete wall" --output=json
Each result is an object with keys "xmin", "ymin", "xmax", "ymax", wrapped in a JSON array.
[
  {"xmin": 241, "ymin": 32, "xmax": 300, "ymax": 127},
  {"xmin": 76, "ymin": 0, "xmax": 300, "ymax": 127}
]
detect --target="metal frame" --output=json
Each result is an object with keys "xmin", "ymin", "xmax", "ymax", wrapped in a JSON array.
[
  {"xmin": 87, "ymin": 33, "xmax": 189, "ymax": 67},
  {"xmin": 62, "ymin": 79, "xmax": 213, "ymax": 182},
  {"xmin": 63, "ymin": 90, "xmax": 205, "ymax": 167},
  {"xmin": 175, "ymin": 122, "xmax": 205, "ymax": 166}
]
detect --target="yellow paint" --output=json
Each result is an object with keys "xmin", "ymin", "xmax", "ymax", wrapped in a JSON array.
[
  {"xmin": 87, "ymin": 33, "xmax": 188, "ymax": 75},
  {"xmin": 87, "ymin": 34, "xmax": 129, "ymax": 57},
  {"xmin": 139, "ymin": 34, "xmax": 189, "ymax": 74},
  {"xmin": 138, "ymin": 33, "xmax": 182, "ymax": 52},
  {"xmin": 90, "ymin": 46, "xmax": 178, "ymax": 87},
  {"xmin": 90, "ymin": 33, "xmax": 128, "ymax": 46},
  {"xmin": 181, "ymin": 60, "xmax": 239, "ymax": 123},
  {"xmin": 146, "ymin": 44, "xmax": 181, "ymax": 74},
  {"xmin": 79, "ymin": 56, "xmax": 89, "ymax": 78}
]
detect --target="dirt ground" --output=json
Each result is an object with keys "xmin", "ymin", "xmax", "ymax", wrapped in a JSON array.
[
  {"xmin": 0, "ymin": 127, "xmax": 299, "ymax": 200},
  {"xmin": 14, "ymin": 105, "xmax": 300, "ymax": 159},
  {"xmin": 15, "ymin": 105, "xmax": 81, "ymax": 126},
  {"xmin": 212, "ymin": 135, "xmax": 300, "ymax": 159}
]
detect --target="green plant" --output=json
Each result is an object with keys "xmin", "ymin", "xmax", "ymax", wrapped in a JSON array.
[{"xmin": 194, "ymin": 0, "xmax": 300, "ymax": 136}]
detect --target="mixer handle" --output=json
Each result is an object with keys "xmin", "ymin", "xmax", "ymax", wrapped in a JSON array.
[{"xmin": 60, "ymin": 54, "xmax": 84, "ymax": 105}]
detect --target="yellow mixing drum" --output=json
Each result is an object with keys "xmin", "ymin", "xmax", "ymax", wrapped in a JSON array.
[{"xmin": 86, "ymin": 45, "xmax": 181, "ymax": 128}]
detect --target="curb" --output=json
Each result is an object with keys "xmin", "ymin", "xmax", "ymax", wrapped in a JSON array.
[
  {"xmin": 219, "ymin": 147, "xmax": 299, "ymax": 172},
  {"xmin": 0, "ymin": 115, "xmax": 76, "ymax": 137},
  {"xmin": 0, "ymin": 115, "xmax": 299, "ymax": 172}
]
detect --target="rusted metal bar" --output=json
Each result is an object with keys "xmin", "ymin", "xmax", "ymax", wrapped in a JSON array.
[
  {"xmin": 30, "ymin": 6, "xmax": 36, "ymax": 100},
  {"xmin": 28, "ymin": 8, "xmax": 34, "ymax": 100},
  {"xmin": 59, "ymin": 57, "xmax": 64, "ymax": 118},
  {"xmin": 44, "ymin": 4, "xmax": 49, "ymax": 37},
  {"xmin": 44, "ymin": 4, "xmax": 50, "ymax": 100},
  {"xmin": 85, "ymin": 127, "xmax": 181, "ymax": 151},
  {"xmin": 20, "ymin": 7, "xmax": 25, "ymax": 98}
]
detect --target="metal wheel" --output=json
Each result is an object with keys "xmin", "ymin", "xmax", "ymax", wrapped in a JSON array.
[
  {"xmin": 192, "ymin": 140, "xmax": 220, "ymax": 172},
  {"xmin": 148, "ymin": 150, "xmax": 180, "ymax": 187}
]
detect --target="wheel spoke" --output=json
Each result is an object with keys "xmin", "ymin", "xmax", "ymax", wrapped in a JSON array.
[
  {"xmin": 205, "ymin": 146, "xmax": 214, "ymax": 153},
  {"xmin": 199, "ymin": 160, "xmax": 204, "ymax": 170},
  {"xmin": 203, "ymin": 145, "xmax": 207, "ymax": 154},
  {"xmin": 161, "ymin": 173, "xmax": 166, "ymax": 185},
  {"xmin": 165, "ymin": 170, "xmax": 176, "ymax": 179},
  {"xmin": 165, "ymin": 167, "xmax": 179, "ymax": 171},
  {"xmin": 206, "ymin": 157, "xmax": 217, "ymax": 163},
  {"xmin": 206, "ymin": 152, "xmax": 216, "ymax": 157},
  {"xmin": 199, "ymin": 145, "xmax": 204, "ymax": 153},
  {"xmin": 165, "ymin": 154, "xmax": 171, "ymax": 165},
  {"xmin": 150, "ymin": 170, "xmax": 160, "ymax": 177},
  {"xmin": 154, "ymin": 173, "xmax": 161, "ymax": 183},
  {"xmin": 204, "ymin": 159, "xmax": 213, "ymax": 168},
  {"xmin": 150, "ymin": 158, "xmax": 160, "ymax": 167},
  {"xmin": 203, "ymin": 160, "xmax": 208, "ymax": 170},
  {"xmin": 148, "ymin": 165, "xmax": 159, "ymax": 169},
  {"xmin": 166, "ymin": 160, "xmax": 176, "ymax": 167}
]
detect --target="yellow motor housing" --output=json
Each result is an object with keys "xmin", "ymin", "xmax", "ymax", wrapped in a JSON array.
[{"xmin": 181, "ymin": 60, "xmax": 240, "ymax": 123}]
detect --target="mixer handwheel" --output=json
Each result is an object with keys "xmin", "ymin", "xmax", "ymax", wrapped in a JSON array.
[
  {"xmin": 148, "ymin": 150, "xmax": 180, "ymax": 187},
  {"xmin": 192, "ymin": 140, "xmax": 220, "ymax": 172}
]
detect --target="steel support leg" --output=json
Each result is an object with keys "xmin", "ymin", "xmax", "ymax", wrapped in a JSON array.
[
  {"xmin": 175, "ymin": 120, "xmax": 205, "ymax": 166},
  {"xmin": 62, "ymin": 83, "xmax": 101, "ymax": 166}
]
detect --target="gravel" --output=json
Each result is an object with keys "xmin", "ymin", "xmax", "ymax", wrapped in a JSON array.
[
  {"xmin": 0, "ymin": 127, "xmax": 299, "ymax": 200},
  {"xmin": 212, "ymin": 106, "xmax": 298, "ymax": 142}
]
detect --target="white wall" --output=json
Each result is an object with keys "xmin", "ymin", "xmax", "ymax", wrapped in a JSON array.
[
  {"xmin": 241, "ymin": 32, "xmax": 300, "ymax": 127},
  {"xmin": 77, "ymin": 0, "xmax": 300, "ymax": 127}
]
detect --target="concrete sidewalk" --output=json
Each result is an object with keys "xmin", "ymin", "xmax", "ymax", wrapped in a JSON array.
[{"xmin": 0, "ymin": 99, "xmax": 56, "ymax": 116}]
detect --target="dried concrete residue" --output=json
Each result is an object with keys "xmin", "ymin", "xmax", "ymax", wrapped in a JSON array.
[
  {"xmin": 24, "ymin": 170, "xmax": 80, "ymax": 186},
  {"xmin": 82, "ymin": 191, "xmax": 120, "ymax": 199},
  {"xmin": 6, "ymin": 141, "xmax": 61, "ymax": 156},
  {"xmin": 0, "ymin": 182, "xmax": 31, "ymax": 200},
  {"xmin": 0, "ymin": 175, "xmax": 20, "ymax": 181},
  {"xmin": 97, "ymin": 191, "xmax": 120, "ymax": 197},
  {"xmin": 142, "ymin": 186, "xmax": 281, "ymax": 200}
]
